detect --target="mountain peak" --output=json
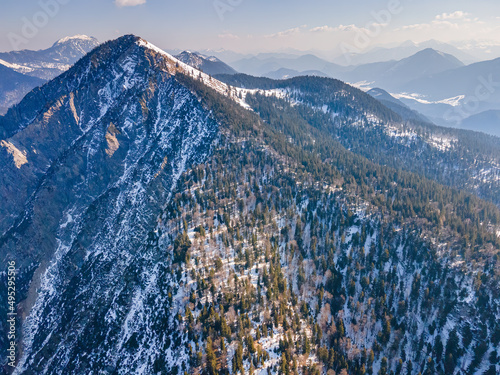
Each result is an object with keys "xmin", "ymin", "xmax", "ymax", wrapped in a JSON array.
[
  {"xmin": 173, "ymin": 48, "xmax": 238, "ymax": 75},
  {"xmin": 52, "ymin": 34, "xmax": 98, "ymax": 47},
  {"xmin": 416, "ymin": 47, "xmax": 444, "ymax": 56},
  {"xmin": 399, "ymin": 47, "xmax": 464, "ymax": 70}
]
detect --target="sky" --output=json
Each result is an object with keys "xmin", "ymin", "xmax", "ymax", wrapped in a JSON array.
[{"xmin": 1, "ymin": 0, "xmax": 500, "ymax": 58}]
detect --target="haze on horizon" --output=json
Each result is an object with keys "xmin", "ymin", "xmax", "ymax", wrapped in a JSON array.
[{"xmin": 1, "ymin": 0, "xmax": 500, "ymax": 62}]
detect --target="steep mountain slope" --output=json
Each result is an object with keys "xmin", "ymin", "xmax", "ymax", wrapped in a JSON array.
[
  {"xmin": 0, "ymin": 35, "xmax": 100, "ymax": 80},
  {"xmin": 175, "ymin": 51, "xmax": 237, "ymax": 75},
  {"xmin": 1, "ymin": 35, "xmax": 499, "ymax": 375},
  {"xmin": 0, "ymin": 64, "xmax": 44, "ymax": 114}
]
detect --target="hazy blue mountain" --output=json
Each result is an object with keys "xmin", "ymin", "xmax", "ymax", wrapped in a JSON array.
[
  {"xmin": 402, "ymin": 56, "xmax": 500, "ymax": 101},
  {"xmin": 0, "ymin": 64, "xmax": 45, "ymax": 114},
  {"xmin": 335, "ymin": 39, "xmax": 476, "ymax": 65},
  {"xmin": 395, "ymin": 57, "xmax": 500, "ymax": 131},
  {"xmin": 231, "ymin": 53, "xmax": 347, "ymax": 78},
  {"xmin": 343, "ymin": 48, "xmax": 464, "ymax": 90},
  {"xmin": 461, "ymin": 110, "xmax": 500, "ymax": 137}
]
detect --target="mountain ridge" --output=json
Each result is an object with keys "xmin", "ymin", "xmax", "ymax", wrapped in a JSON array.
[{"xmin": 1, "ymin": 35, "xmax": 499, "ymax": 375}]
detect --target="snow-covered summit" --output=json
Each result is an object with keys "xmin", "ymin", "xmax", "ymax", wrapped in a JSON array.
[
  {"xmin": 52, "ymin": 34, "xmax": 98, "ymax": 46},
  {"xmin": 138, "ymin": 39, "xmax": 252, "ymax": 108}
]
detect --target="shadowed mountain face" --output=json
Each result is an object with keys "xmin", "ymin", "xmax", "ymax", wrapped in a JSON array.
[
  {"xmin": 0, "ymin": 64, "xmax": 44, "ymax": 114},
  {"xmin": 1, "ymin": 35, "xmax": 499, "ymax": 375}
]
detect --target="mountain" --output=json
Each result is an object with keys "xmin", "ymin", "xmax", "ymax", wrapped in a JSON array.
[
  {"xmin": 231, "ymin": 48, "xmax": 465, "ymax": 94},
  {"xmin": 1, "ymin": 35, "xmax": 499, "ymax": 375},
  {"xmin": 402, "ymin": 57, "xmax": 500, "ymax": 101},
  {"xmin": 334, "ymin": 39, "xmax": 476, "ymax": 66},
  {"xmin": 367, "ymin": 88, "xmax": 430, "ymax": 122},
  {"xmin": 230, "ymin": 53, "xmax": 346, "ymax": 78},
  {"xmin": 0, "ymin": 35, "xmax": 100, "ymax": 80},
  {"xmin": 174, "ymin": 50, "xmax": 237, "ymax": 75},
  {"xmin": 0, "ymin": 64, "xmax": 44, "ymax": 114},
  {"xmin": 395, "ymin": 57, "xmax": 500, "ymax": 131},
  {"xmin": 0, "ymin": 35, "xmax": 100, "ymax": 115},
  {"xmin": 461, "ymin": 110, "xmax": 500, "ymax": 137},
  {"xmin": 342, "ymin": 48, "xmax": 465, "ymax": 91}
]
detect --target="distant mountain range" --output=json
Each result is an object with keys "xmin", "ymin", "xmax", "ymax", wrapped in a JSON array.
[
  {"xmin": 333, "ymin": 39, "xmax": 476, "ymax": 65},
  {"xmin": 229, "ymin": 53, "xmax": 347, "ymax": 79},
  {"xmin": 227, "ymin": 47, "xmax": 465, "ymax": 91},
  {"xmin": 343, "ymin": 48, "xmax": 465, "ymax": 91},
  {"xmin": 184, "ymin": 45, "xmax": 500, "ymax": 136},
  {"xmin": 0, "ymin": 35, "xmax": 100, "ymax": 79},
  {"xmin": 0, "ymin": 35, "xmax": 99, "ymax": 114},
  {"xmin": 461, "ymin": 110, "xmax": 500, "ymax": 137},
  {"xmin": 389, "ymin": 56, "xmax": 500, "ymax": 131}
]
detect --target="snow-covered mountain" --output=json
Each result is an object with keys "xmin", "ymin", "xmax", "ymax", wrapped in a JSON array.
[
  {"xmin": 0, "ymin": 35, "xmax": 100, "ymax": 114},
  {"xmin": 174, "ymin": 50, "xmax": 237, "ymax": 75},
  {"xmin": 1, "ymin": 35, "xmax": 499, "ymax": 375},
  {"xmin": 0, "ymin": 34, "xmax": 100, "ymax": 80}
]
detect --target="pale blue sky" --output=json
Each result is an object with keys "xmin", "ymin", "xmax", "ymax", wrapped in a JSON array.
[{"xmin": 1, "ymin": 0, "xmax": 500, "ymax": 54}]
